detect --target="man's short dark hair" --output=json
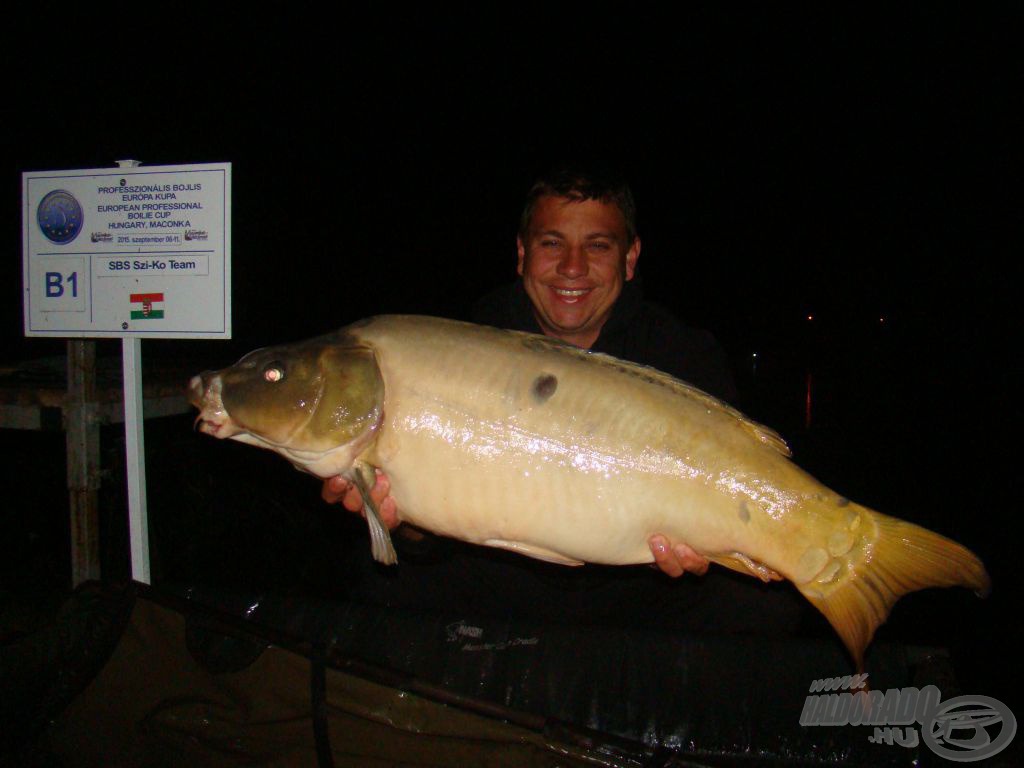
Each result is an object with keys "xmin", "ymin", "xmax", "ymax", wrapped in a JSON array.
[{"xmin": 518, "ymin": 166, "xmax": 638, "ymax": 244}]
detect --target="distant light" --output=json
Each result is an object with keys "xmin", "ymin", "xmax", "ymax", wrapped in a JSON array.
[
  {"xmin": 752, "ymin": 352, "xmax": 758, "ymax": 358},
  {"xmin": 879, "ymin": 316, "xmax": 886, "ymax": 324},
  {"xmin": 807, "ymin": 314, "xmax": 814, "ymax": 321}
]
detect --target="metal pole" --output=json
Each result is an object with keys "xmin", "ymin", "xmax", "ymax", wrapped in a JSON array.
[
  {"xmin": 123, "ymin": 337, "xmax": 150, "ymax": 583},
  {"xmin": 115, "ymin": 158, "xmax": 151, "ymax": 584}
]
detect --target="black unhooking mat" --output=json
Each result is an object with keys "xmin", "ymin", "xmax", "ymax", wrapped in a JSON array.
[{"xmin": 0, "ymin": 579, "xmax": 952, "ymax": 767}]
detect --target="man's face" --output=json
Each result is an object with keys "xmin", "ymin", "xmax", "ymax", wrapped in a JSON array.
[{"xmin": 517, "ymin": 195, "xmax": 640, "ymax": 349}]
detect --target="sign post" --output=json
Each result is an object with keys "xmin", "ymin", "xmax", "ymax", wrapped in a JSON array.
[{"xmin": 22, "ymin": 161, "xmax": 231, "ymax": 584}]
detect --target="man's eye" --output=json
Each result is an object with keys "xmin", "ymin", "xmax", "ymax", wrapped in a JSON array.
[
  {"xmin": 589, "ymin": 242, "xmax": 611, "ymax": 251},
  {"xmin": 540, "ymin": 239, "xmax": 560, "ymax": 248}
]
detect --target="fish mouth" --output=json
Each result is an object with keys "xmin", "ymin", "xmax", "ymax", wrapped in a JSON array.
[{"xmin": 188, "ymin": 373, "xmax": 240, "ymax": 439}]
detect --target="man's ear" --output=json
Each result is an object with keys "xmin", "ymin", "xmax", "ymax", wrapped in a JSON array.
[
  {"xmin": 516, "ymin": 236, "xmax": 526, "ymax": 276},
  {"xmin": 625, "ymin": 237, "xmax": 641, "ymax": 281}
]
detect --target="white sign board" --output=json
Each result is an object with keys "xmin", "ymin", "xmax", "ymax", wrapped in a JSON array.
[{"xmin": 23, "ymin": 163, "xmax": 231, "ymax": 338}]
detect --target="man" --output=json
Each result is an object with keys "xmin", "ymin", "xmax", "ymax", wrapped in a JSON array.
[
  {"xmin": 324, "ymin": 167, "xmax": 717, "ymax": 578},
  {"xmin": 321, "ymin": 169, "xmax": 808, "ymax": 633}
]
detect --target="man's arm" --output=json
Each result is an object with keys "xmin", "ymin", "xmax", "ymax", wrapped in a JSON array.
[{"xmin": 322, "ymin": 474, "xmax": 710, "ymax": 576}]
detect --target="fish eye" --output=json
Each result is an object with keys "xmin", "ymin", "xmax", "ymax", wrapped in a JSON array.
[{"xmin": 263, "ymin": 362, "xmax": 285, "ymax": 382}]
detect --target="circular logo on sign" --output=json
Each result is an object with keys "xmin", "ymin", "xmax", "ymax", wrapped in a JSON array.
[{"xmin": 37, "ymin": 189, "xmax": 84, "ymax": 244}]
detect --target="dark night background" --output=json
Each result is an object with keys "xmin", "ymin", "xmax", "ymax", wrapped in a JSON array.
[{"xmin": 3, "ymin": 4, "xmax": 1022, "ymax": 735}]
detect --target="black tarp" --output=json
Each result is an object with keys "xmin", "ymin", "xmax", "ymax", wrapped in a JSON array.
[{"xmin": 2, "ymin": 580, "xmax": 943, "ymax": 767}]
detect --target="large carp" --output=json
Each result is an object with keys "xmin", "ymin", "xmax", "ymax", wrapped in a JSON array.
[{"xmin": 189, "ymin": 315, "xmax": 989, "ymax": 666}]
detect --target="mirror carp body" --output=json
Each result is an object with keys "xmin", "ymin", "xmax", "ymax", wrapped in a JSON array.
[{"xmin": 189, "ymin": 315, "xmax": 989, "ymax": 666}]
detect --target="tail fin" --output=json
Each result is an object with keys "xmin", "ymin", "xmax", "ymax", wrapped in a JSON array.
[{"xmin": 797, "ymin": 506, "xmax": 990, "ymax": 669}]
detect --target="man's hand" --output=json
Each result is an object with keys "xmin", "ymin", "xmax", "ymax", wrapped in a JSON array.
[
  {"xmin": 648, "ymin": 535, "xmax": 709, "ymax": 578},
  {"xmin": 321, "ymin": 472, "xmax": 400, "ymax": 529}
]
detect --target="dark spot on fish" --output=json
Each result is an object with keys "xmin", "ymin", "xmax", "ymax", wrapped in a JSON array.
[
  {"xmin": 837, "ymin": 496, "xmax": 850, "ymax": 507},
  {"xmin": 738, "ymin": 500, "xmax": 751, "ymax": 524},
  {"xmin": 532, "ymin": 373, "xmax": 558, "ymax": 403}
]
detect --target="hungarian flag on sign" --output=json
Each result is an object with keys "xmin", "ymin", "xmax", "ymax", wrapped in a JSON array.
[{"xmin": 130, "ymin": 293, "xmax": 164, "ymax": 319}]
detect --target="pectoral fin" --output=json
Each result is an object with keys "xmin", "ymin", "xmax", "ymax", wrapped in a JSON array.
[
  {"xmin": 708, "ymin": 552, "xmax": 783, "ymax": 582},
  {"xmin": 351, "ymin": 460, "xmax": 397, "ymax": 565},
  {"xmin": 483, "ymin": 539, "xmax": 584, "ymax": 566}
]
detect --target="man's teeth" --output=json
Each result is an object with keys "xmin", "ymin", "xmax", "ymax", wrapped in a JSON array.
[{"xmin": 554, "ymin": 288, "xmax": 589, "ymax": 297}]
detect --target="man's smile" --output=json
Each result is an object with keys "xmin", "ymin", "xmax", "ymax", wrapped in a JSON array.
[{"xmin": 551, "ymin": 286, "xmax": 593, "ymax": 302}]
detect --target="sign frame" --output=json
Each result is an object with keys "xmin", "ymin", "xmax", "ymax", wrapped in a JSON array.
[{"xmin": 23, "ymin": 162, "xmax": 231, "ymax": 339}]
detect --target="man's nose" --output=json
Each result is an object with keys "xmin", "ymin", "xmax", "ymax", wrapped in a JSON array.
[{"xmin": 557, "ymin": 245, "xmax": 588, "ymax": 279}]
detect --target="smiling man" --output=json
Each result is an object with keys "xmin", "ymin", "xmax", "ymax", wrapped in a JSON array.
[
  {"xmin": 321, "ymin": 167, "xmax": 808, "ymax": 634},
  {"xmin": 321, "ymin": 166, "xmax": 809, "ymax": 641},
  {"xmin": 326, "ymin": 166, "xmax": 742, "ymax": 582},
  {"xmin": 516, "ymin": 187, "xmax": 640, "ymax": 349}
]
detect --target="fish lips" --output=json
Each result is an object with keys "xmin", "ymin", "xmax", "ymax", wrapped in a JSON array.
[{"xmin": 188, "ymin": 372, "xmax": 241, "ymax": 439}]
